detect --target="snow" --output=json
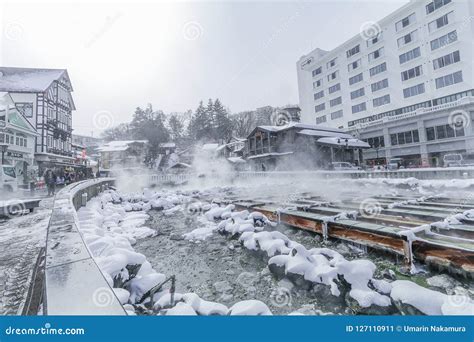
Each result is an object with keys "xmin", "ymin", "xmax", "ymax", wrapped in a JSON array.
[
  {"xmin": 390, "ymin": 280, "xmax": 474, "ymax": 315},
  {"xmin": 164, "ymin": 302, "xmax": 198, "ymax": 315},
  {"xmin": 97, "ymin": 140, "xmax": 147, "ymax": 152},
  {"xmin": 113, "ymin": 288, "xmax": 131, "ymax": 305},
  {"xmin": 391, "ymin": 280, "xmax": 447, "ymax": 315},
  {"xmin": 76, "ymin": 188, "xmax": 246, "ymax": 315},
  {"xmin": 74, "ymin": 185, "xmax": 473, "ymax": 316},
  {"xmin": 317, "ymin": 136, "xmax": 370, "ymax": 148},
  {"xmin": 0, "ymin": 67, "xmax": 66, "ymax": 92},
  {"xmin": 183, "ymin": 226, "xmax": 216, "ymax": 242},
  {"xmin": 228, "ymin": 300, "xmax": 272, "ymax": 315}
]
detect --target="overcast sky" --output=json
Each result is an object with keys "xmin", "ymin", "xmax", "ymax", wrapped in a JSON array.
[{"xmin": 0, "ymin": 0, "xmax": 408, "ymax": 136}]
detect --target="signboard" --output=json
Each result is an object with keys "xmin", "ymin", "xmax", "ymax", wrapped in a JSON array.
[{"xmin": 6, "ymin": 151, "xmax": 23, "ymax": 159}]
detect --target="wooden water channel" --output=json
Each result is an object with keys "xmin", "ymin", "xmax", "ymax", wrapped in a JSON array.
[{"xmin": 229, "ymin": 195, "xmax": 474, "ymax": 279}]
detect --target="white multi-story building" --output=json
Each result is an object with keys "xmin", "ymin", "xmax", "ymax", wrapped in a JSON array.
[
  {"xmin": 297, "ymin": 0, "xmax": 474, "ymax": 167},
  {"xmin": 0, "ymin": 67, "xmax": 76, "ymax": 172}
]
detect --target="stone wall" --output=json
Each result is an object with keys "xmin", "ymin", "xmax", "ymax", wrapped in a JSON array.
[{"xmin": 44, "ymin": 178, "xmax": 126, "ymax": 315}]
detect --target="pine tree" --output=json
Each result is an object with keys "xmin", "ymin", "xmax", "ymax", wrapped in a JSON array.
[
  {"xmin": 213, "ymin": 98, "xmax": 233, "ymax": 142},
  {"xmin": 168, "ymin": 114, "xmax": 184, "ymax": 141},
  {"xmin": 188, "ymin": 101, "xmax": 213, "ymax": 141}
]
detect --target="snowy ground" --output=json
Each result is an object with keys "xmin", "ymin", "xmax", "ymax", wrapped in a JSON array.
[
  {"xmin": 74, "ymin": 178, "xmax": 474, "ymax": 316},
  {"xmin": 0, "ymin": 197, "xmax": 52, "ymax": 315}
]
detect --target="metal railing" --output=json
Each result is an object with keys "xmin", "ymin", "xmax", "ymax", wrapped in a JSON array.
[{"xmin": 148, "ymin": 167, "xmax": 474, "ymax": 185}]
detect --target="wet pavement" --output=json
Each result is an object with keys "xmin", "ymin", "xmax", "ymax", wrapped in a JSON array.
[{"xmin": 0, "ymin": 197, "xmax": 52, "ymax": 315}]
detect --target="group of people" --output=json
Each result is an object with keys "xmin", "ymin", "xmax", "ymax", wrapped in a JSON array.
[{"xmin": 42, "ymin": 168, "xmax": 90, "ymax": 196}]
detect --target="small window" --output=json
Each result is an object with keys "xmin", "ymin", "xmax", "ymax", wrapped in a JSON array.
[
  {"xmin": 327, "ymin": 58, "xmax": 337, "ymax": 68},
  {"xmin": 312, "ymin": 67, "xmax": 322, "ymax": 77},
  {"xmin": 390, "ymin": 134, "xmax": 398, "ymax": 146},
  {"xmin": 426, "ymin": 127, "xmax": 436, "ymax": 141},
  {"xmin": 346, "ymin": 45, "xmax": 360, "ymax": 58},
  {"xmin": 397, "ymin": 132, "xmax": 405, "ymax": 145},
  {"xmin": 327, "ymin": 71, "xmax": 339, "ymax": 81}
]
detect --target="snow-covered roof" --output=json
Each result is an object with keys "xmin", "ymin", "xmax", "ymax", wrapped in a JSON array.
[
  {"xmin": 159, "ymin": 142, "xmax": 176, "ymax": 148},
  {"xmin": 0, "ymin": 67, "xmax": 69, "ymax": 92},
  {"xmin": 317, "ymin": 137, "xmax": 370, "ymax": 148},
  {"xmin": 227, "ymin": 157, "xmax": 246, "ymax": 164},
  {"xmin": 297, "ymin": 129, "xmax": 354, "ymax": 139},
  {"xmin": 256, "ymin": 122, "xmax": 343, "ymax": 134},
  {"xmin": 247, "ymin": 151, "xmax": 294, "ymax": 160},
  {"xmin": 168, "ymin": 162, "xmax": 191, "ymax": 169},
  {"xmin": 98, "ymin": 140, "xmax": 147, "ymax": 152}
]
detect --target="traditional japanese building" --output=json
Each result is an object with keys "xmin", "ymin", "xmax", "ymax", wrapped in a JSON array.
[
  {"xmin": 97, "ymin": 140, "xmax": 148, "ymax": 171},
  {"xmin": 244, "ymin": 122, "xmax": 369, "ymax": 171},
  {"xmin": 0, "ymin": 67, "xmax": 75, "ymax": 173}
]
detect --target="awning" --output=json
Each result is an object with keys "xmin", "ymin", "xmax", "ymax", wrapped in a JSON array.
[
  {"xmin": 297, "ymin": 129, "xmax": 354, "ymax": 139},
  {"xmin": 317, "ymin": 137, "xmax": 370, "ymax": 148}
]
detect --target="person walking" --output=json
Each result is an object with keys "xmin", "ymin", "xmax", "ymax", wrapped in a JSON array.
[{"xmin": 44, "ymin": 169, "xmax": 57, "ymax": 196}]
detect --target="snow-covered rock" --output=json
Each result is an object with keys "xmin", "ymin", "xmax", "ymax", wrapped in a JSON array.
[{"xmin": 228, "ymin": 300, "xmax": 272, "ymax": 315}]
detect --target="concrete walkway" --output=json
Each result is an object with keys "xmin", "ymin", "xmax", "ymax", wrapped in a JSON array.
[{"xmin": 0, "ymin": 198, "xmax": 52, "ymax": 315}]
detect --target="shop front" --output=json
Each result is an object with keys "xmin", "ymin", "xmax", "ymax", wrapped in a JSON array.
[{"xmin": 0, "ymin": 92, "xmax": 38, "ymax": 188}]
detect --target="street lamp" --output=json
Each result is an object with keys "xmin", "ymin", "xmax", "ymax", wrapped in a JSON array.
[{"xmin": 0, "ymin": 143, "xmax": 8, "ymax": 165}]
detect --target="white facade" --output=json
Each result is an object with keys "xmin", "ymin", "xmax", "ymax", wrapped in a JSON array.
[
  {"xmin": 297, "ymin": 0, "xmax": 474, "ymax": 130},
  {"xmin": 0, "ymin": 68, "xmax": 76, "ymax": 172}
]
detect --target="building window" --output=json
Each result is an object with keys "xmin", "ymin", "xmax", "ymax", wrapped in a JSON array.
[
  {"xmin": 349, "ymin": 73, "xmax": 363, "ymax": 85},
  {"xmin": 403, "ymin": 83, "xmax": 425, "ymax": 98},
  {"xmin": 426, "ymin": 0, "xmax": 452, "ymax": 15},
  {"xmin": 371, "ymin": 78, "xmax": 389, "ymax": 93},
  {"xmin": 435, "ymin": 70, "xmax": 463, "ymax": 89},
  {"xmin": 346, "ymin": 45, "xmax": 360, "ymax": 58},
  {"xmin": 327, "ymin": 58, "xmax": 337, "ymax": 69},
  {"xmin": 350, "ymin": 87, "xmax": 365, "ymax": 100},
  {"xmin": 428, "ymin": 11, "xmax": 453, "ymax": 32},
  {"xmin": 433, "ymin": 51, "xmax": 460, "ymax": 70},
  {"xmin": 395, "ymin": 13, "xmax": 416, "ymax": 31},
  {"xmin": 401, "ymin": 65, "xmax": 423, "ymax": 81},
  {"xmin": 390, "ymin": 129, "xmax": 419, "ymax": 146},
  {"xmin": 352, "ymin": 102, "xmax": 367, "ymax": 114},
  {"xmin": 426, "ymin": 123, "xmax": 464, "ymax": 141},
  {"xmin": 430, "ymin": 30, "xmax": 457, "ymax": 51},
  {"xmin": 367, "ymin": 32, "xmax": 383, "ymax": 48},
  {"xmin": 399, "ymin": 47, "xmax": 421, "ymax": 64},
  {"xmin": 330, "ymin": 96, "xmax": 342, "ymax": 107},
  {"xmin": 327, "ymin": 71, "xmax": 339, "ymax": 82},
  {"xmin": 314, "ymin": 90, "xmax": 324, "ymax": 100},
  {"xmin": 348, "ymin": 59, "xmax": 361, "ymax": 72},
  {"xmin": 433, "ymin": 89, "xmax": 474, "ymax": 106},
  {"xmin": 397, "ymin": 30, "xmax": 418, "ymax": 48},
  {"xmin": 15, "ymin": 103, "xmax": 34, "ymax": 118},
  {"xmin": 366, "ymin": 136, "xmax": 385, "ymax": 148},
  {"xmin": 373, "ymin": 94, "xmax": 390, "ymax": 107},
  {"xmin": 316, "ymin": 115, "xmax": 327, "ymax": 124},
  {"xmin": 426, "ymin": 127, "xmax": 435, "ymax": 141},
  {"xmin": 330, "ymin": 110, "xmax": 343, "ymax": 120},
  {"xmin": 328, "ymin": 83, "xmax": 341, "ymax": 94},
  {"xmin": 368, "ymin": 47, "xmax": 384, "ymax": 62},
  {"xmin": 312, "ymin": 67, "xmax": 322, "ymax": 77},
  {"xmin": 313, "ymin": 79, "xmax": 322, "ymax": 89},
  {"xmin": 315, "ymin": 103, "xmax": 326, "ymax": 113},
  {"xmin": 369, "ymin": 62, "xmax": 387, "ymax": 76}
]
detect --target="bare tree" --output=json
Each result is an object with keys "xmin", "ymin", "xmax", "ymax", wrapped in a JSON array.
[{"xmin": 232, "ymin": 111, "xmax": 256, "ymax": 138}]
